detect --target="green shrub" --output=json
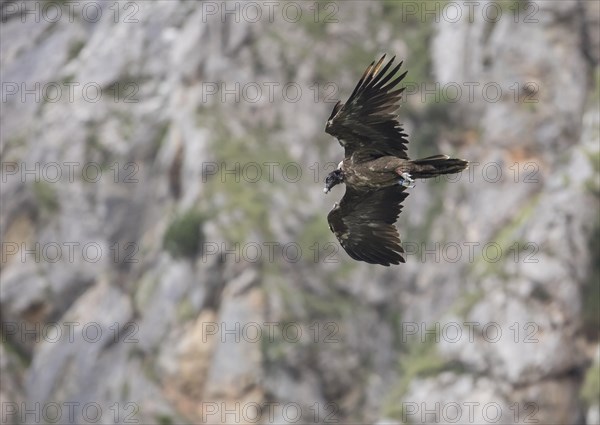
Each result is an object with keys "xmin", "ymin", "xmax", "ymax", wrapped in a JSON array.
[
  {"xmin": 33, "ymin": 181, "xmax": 59, "ymax": 213},
  {"xmin": 581, "ymin": 363, "xmax": 600, "ymax": 407},
  {"xmin": 163, "ymin": 209, "xmax": 205, "ymax": 259}
]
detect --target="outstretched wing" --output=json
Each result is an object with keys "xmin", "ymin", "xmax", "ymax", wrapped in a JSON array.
[
  {"xmin": 325, "ymin": 54, "xmax": 409, "ymax": 160},
  {"xmin": 327, "ymin": 185, "xmax": 409, "ymax": 266}
]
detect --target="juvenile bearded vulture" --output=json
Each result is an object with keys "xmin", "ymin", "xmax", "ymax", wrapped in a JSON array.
[{"xmin": 324, "ymin": 54, "xmax": 468, "ymax": 266}]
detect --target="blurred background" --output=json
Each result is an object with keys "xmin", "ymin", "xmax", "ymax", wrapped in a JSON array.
[{"xmin": 1, "ymin": 0, "xmax": 599, "ymax": 424}]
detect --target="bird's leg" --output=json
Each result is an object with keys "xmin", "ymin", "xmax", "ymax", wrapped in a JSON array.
[{"xmin": 398, "ymin": 172, "xmax": 415, "ymax": 188}]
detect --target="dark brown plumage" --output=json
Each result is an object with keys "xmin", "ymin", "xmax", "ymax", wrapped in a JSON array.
[
  {"xmin": 324, "ymin": 54, "xmax": 468, "ymax": 266},
  {"xmin": 327, "ymin": 185, "xmax": 408, "ymax": 266},
  {"xmin": 325, "ymin": 54, "xmax": 409, "ymax": 160}
]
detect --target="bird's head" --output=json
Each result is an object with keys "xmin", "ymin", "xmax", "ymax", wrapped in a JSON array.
[{"xmin": 323, "ymin": 169, "xmax": 344, "ymax": 194}]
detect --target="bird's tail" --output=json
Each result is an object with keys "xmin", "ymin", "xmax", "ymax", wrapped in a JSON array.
[{"xmin": 408, "ymin": 155, "xmax": 468, "ymax": 179}]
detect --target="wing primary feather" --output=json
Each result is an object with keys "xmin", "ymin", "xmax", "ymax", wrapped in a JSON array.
[
  {"xmin": 381, "ymin": 70, "xmax": 408, "ymax": 92},
  {"xmin": 371, "ymin": 56, "xmax": 396, "ymax": 87},
  {"xmin": 348, "ymin": 60, "xmax": 376, "ymax": 100},
  {"xmin": 373, "ymin": 60, "xmax": 402, "ymax": 89},
  {"xmin": 371, "ymin": 54, "xmax": 388, "ymax": 77}
]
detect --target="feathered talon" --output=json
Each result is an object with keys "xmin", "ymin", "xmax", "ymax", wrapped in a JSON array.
[{"xmin": 399, "ymin": 173, "xmax": 415, "ymax": 188}]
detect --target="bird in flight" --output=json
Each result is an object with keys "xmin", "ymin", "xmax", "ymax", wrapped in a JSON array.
[{"xmin": 324, "ymin": 54, "xmax": 468, "ymax": 266}]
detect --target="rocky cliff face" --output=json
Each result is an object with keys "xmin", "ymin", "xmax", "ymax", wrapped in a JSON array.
[{"xmin": 1, "ymin": 1, "xmax": 599, "ymax": 424}]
